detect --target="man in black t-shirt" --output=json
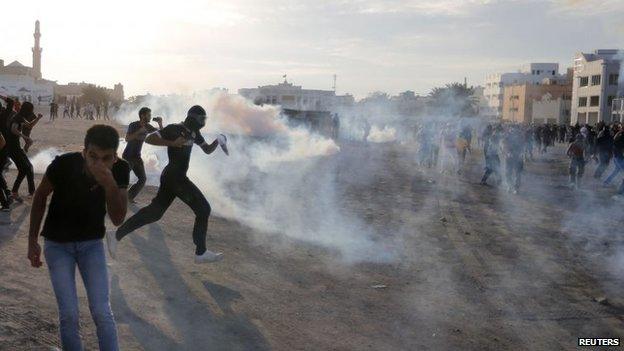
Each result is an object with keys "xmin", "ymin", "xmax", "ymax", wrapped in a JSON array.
[
  {"xmin": 27, "ymin": 125, "xmax": 129, "ymax": 351},
  {"xmin": 111, "ymin": 105, "xmax": 229, "ymax": 264},
  {"xmin": 122, "ymin": 107, "xmax": 163, "ymax": 203}
]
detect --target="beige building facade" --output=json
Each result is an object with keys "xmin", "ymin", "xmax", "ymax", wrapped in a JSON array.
[{"xmin": 502, "ymin": 79, "xmax": 572, "ymax": 124}]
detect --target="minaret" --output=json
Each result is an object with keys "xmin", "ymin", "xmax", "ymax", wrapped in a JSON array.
[{"xmin": 32, "ymin": 20, "xmax": 42, "ymax": 79}]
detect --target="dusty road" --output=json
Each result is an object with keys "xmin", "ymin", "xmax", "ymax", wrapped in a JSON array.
[{"xmin": 1, "ymin": 119, "xmax": 623, "ymax": 350}]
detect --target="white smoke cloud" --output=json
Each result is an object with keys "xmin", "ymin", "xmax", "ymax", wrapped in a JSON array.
[
  {"xmin": 29, "ymin": 147, "xmax": 63, "ymax": 174},
  {"xmin": 367, "ymin": 125, "xmax": 397, "ymax": 143},
  {"xmin": 111, "ymin": 91, "xmax": 389, "ymax": 263}
]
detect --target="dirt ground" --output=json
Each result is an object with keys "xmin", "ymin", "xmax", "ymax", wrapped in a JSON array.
[{"xmin": 1, "ymin": 118, "xmax": 623, "ymax": 350}]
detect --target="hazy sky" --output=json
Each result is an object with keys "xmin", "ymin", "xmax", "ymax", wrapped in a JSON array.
[{"xmin": 1, "ymin": 0, "xmax": 622, "ymax": 98}]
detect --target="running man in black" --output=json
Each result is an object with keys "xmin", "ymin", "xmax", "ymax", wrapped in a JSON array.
[
  {"xmin": 7, "ymin": 101, "xmax": 40, "ymax": 200},
  {"xmin": 109, "ymin": 105, "xmax": 229, "ymax": 263},
  {"xmin": 122, "ymin": 107, "xmax": 163, "ymax": 203}
]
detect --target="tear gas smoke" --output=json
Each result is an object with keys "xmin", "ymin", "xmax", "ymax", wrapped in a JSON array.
[
  {"xmin": 112, "ymin": 91, "xmax": 388, "ymax": 263},
  {"xmin": 367, "ymin": 125, "xmax": 397, "ymax": 143}
]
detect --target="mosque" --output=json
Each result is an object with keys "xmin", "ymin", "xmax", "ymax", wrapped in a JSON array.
[
  {"xmin": 0, "ymin": 20, "xmax": 124, "ymax": 106},
  {"xmin": 0, "ymin": 20, "xmax": 55, "ymax": 105}
]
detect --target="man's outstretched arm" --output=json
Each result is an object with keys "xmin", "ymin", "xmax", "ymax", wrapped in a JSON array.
[
  {"xmin": 28, "ymin": 176, "xmax": 54, "ymax": 268},
  {"xmin": 200, "ymin": 140, "xmax": 219, "ymax": 154}
]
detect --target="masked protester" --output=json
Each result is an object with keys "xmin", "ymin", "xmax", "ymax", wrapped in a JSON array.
[{"xmin": 110, "ymin": 105, "xmax": 229, "ymax": 263}]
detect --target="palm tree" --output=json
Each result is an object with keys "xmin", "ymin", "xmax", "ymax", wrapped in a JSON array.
[{"xmin": 428, "ymin": 82, "xmax": 478, "ymax": 117}]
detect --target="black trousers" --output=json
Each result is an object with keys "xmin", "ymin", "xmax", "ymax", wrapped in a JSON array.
[
  {"xmin": 8, "ymin": 147, "xmax": 35, "ymax": 195},
  {"xmin": 116, "ymin": 168, "xmax": 211, "ymax": 255},
  {"xmin": 126, "ymin": 157, "xmax": 147, "ymax": 201},
  {"xmin": 593, "ymin": 152, "xmax": 611, "ymax": 179},
  {"xmin": 0, "ymin": 149, "xmax": 10, "ymax": 207}
]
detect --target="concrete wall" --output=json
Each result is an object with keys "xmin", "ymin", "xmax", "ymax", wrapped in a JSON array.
[{"xmin": 532, "ymin": 96, "xmax": 571, "ymax": 124}]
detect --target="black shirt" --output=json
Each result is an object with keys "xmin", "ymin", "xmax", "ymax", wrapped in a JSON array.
[
  {"xmin": 122, "ymin": 121, "xmax": 158, "ymax": 160},
  {"xmin": 613, "ymin": 132, "xmax": 624, "ymax": 159},
  {"xmin": 41, "ymin": 152, "xmax": 130, "ymax": 242},
  {"xmin": 158, "ymin": 123, "xmax": 205, "ymax": 174},
  {"xmin": 5, "ymin": 113, "xmax": 25, "ymax": 150},
  {"xmin": 0, "ymin": 99, "xmax": 14, "ymax": 142}
]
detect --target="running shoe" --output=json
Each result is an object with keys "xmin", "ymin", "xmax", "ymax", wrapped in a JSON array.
[{"xmin": 194, "ymin": 250, "xmax": 223, "ymax": 264}]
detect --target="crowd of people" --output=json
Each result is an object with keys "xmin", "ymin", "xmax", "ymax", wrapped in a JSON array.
[
  {"xmin": 2, "ymin": 100, "xmax": 231, "ymax": 350},
  {"xmin": 0, "ymin": 95, "xmax": 43, "ymax": 211},
  {"xmin": 2, "ymin": 95, "xmax": 623, "ymax": 349},
  {"xmin": 415, "ymin": 120, "xmax": 624, "ymax": 197},
  {"xmin": 49, "ymin": 98, "xmax": 114, "ymax": 122}
]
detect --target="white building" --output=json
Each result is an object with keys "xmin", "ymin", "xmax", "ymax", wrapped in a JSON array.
[
  {"xmin": 571, "ymin": 49, "xmax": 622, "ymax": 126},
  {"xmin": 484, "ymin": 63, "xmax": 562, "ymax": 118},
  {"xmin": 612, "ymin": 97, "xmax": 624, "ymax": 123},
  {"xmin": 0, "ymin": 20, "xmax": 54, "ymax": 105},
  {"xmin": 532, "ymin": 93, "xmax": 571, "ymax": 125},
  {"xmin": 238, "ymin": 78, "xmax": 354, "ymax": 112}
]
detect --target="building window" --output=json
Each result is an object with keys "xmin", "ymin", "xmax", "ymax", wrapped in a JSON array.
[
  {"xmin": 588, "ymin": 112, "xmax": 599, "ymax": 125},
  {"xmin": 609, "ymin": 74, "xmax": 619, "ymax": 85},
  {"xmin": 578, "ymin": 112, "xmax": 587, "ymax": 124},
  {"xmin": 579, "ymin": 77, "xmax": 589, "ymax": 87},
  {"xmin": 607, "ymin": 95, "xmax": 615, "ymax": 107},
  {"xmin": 590, "ymin": 96, "xmax": 600, "ymax": 107},
  {"xmin": 578, "ymin": 97, "xmax": 587, "ymax": 107},
  {"xmin": 552, "ymin": 70, "xmax": 556, "ymax": 75},
  {"xmin": 591, "ymin": 75, "xmax": 601, "ymax": 86}
]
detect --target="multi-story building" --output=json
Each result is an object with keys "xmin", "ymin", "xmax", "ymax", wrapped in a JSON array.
[
  {"xmin": 612, "ymin": 97, "xmax": 624, "ymax": 123},
  {"xmin": 484, "ymin": 63, "xmax": 562, "ymax": 118},
  {"xmin": 571, "ymin": 49, "xmax": 622, "ymax": 125},
  {"xmin": 502, "ymin": 76, "xmax": 572, "ymax": 124}
]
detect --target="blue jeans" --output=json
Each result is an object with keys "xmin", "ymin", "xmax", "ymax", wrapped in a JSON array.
[
  {"xmin": 44, "ymin": 239, "xmax": 119, "ymax": 351},
  {"xmin": 604, "ymin": 156, "xmax": 624, "ymax": 185}
]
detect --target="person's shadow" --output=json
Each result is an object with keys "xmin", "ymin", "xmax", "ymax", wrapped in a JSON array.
[
  {"xmin": 111, "ymin": 216, "xmax": 270, "ymax": 351},
  {"xmin": 0, "ymin": 205, "xmax": 31, "ymax": 248}
]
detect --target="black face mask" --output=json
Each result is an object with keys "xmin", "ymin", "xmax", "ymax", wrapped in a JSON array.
[{"xmin": 184, "ymin": 116, "xmax": 205, "ymax": 131}]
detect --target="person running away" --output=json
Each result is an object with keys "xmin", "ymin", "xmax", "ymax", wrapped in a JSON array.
[
  {"xmin": 109, "ymin": 105, "xmax": 229, "ymax": 264},
  {"xmin": 122, "ymin": 107, "xmax": 163, "ymax": 203}
]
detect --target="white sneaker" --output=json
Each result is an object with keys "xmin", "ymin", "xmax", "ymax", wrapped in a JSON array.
[
  {"xmin": 194, "ymin": 250, "xmax": 223, "ymax": 264},
  {"xmin": 106, "ymin": 230, "xmax": 118, "ymax": 260}
]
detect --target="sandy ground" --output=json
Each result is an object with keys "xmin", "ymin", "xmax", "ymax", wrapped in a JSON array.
[{"xmin": 1, "ymin": 118, "xmax": 624, "ymax": 350}]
